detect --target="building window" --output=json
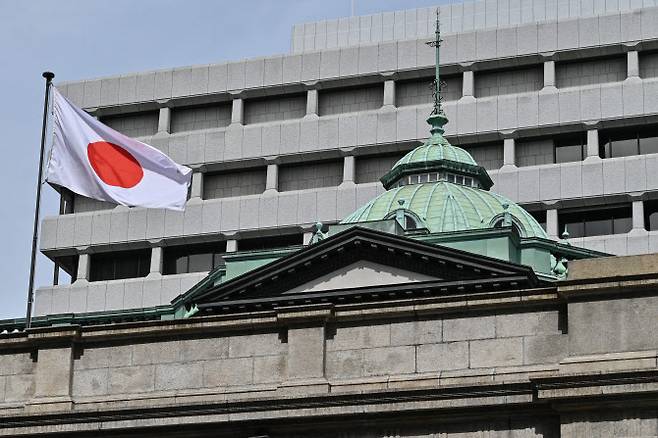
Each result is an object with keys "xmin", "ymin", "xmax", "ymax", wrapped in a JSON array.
[
  {"xmin": 53, "ymin": 255, "xmax": 78, "ymax": 284},
  {"xmin": 170, "ymin": 103, "xmax": 232, "ymax": 133},
  {"xmin": 559, "ymin": 205, "xmax": 632, "ymax": 238},
  {"xmin": 89, "ymin": 250, "xmax": 150, "ymax": 282},
  {"xmin": 395, "ymin": 172, "xmax": 479, "ymax": 188},
  {"xmin": 203, "ymin": 168, "xmax": 267, "ymax": 199},
  {"xmin": 244, "ymin": 94, "xmax": 306, "ymax": 124},
  {"xmin": 278, "ymin": 160, "xmax": 343, "ymax": 191},
  {"xmin": 238, "ymin": 234, "xmax": 303, "ymax": 251},
  {"xmin": 639, "ymin": 51, "xmax": 658, "ymax": 79},
  {"xmin": 395, "ymin": 75, "xmax": 462, "ymax": 107},
  {"xmin": 318, "ymin": 84, "xmax": 383, "ymax": 116},
  {"xmin": 556, "ymin": 55, "xmax": 626, "ymax": 88},
  {"xmin": 474, "ymin": 66, "xmax": 543, "ymax": 98},
  {"xmin": 101, "ymin": 111, "xmax": 159, "ymax": 137},
  {"xmin": 355, "ymin": 153, "xmax": 406, "ymax": 184},
  {"xmin": 163, "ymin": 242, "xmax": 227, "ymax": 275},
  {"xmin": 600, "ymin": 126, "xmax": 658, "ymax": 159},
  {"xmin": 554, "ymin": 134, "xmax": 586, "ymax": 163},
  {"xmin": 644, "ymin": 200, "xmax": 658, "ymax": 231},
  {"xmin": 461, "ymin": 141, "xmax": 503, "ymax": 170}
]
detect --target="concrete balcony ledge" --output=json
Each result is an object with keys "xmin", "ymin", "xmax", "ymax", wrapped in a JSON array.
[
  {"xmin": 39, "ymin": 184, "xmax": 386, "ymax": 253},
  {"xmin": 34, "ymin": 272, "xmax": 207, "ymax": 317},
  {"xmin": 41, "ymin": 153, "xmax": 658, "ymax": 254},
  {"xmin": 566, "ymin": 230, "xmax": 658, "ymax": 256},
  {"xmin": 117, "ymin": 78, "xmax": 658, "ymax": 168},
  {"xmin": 489, "ymin": 153, "xmax": 658, "ymax": 205},
  {"xmin": 56, "ymin": 6, "xmax": 658, "ymax": 110}
]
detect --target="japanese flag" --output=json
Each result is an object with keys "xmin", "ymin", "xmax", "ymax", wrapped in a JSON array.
[{"xmin": 46, "ymin": 87, "xmax": 192, "ymax": 211}]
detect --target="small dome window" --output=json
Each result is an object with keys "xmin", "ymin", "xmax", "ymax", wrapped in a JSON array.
[
  {"xmin": 490, "ymin": 211, "xmax": 527, "ymax": 237},
  {"xmin": 385, "ymin": 209, "xmax": 425, "ymax": 231}
]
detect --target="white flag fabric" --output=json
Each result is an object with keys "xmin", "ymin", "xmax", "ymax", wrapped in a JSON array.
[{"xmin": 46, "ymin": 87, "xmax": 192, "ymax": 211}]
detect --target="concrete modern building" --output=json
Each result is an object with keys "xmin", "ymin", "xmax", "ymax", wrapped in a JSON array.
[
  {"xmin": 27, "ymin": 0, "xmax": 658, "ymax": 317},
  {"xmin": 3, "ymin": 2, "xmax": 658, "ymax": 436}
]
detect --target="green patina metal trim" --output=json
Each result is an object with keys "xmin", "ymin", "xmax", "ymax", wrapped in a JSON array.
[
  {"xmin": 380, "ymin": 158, "xmax": 494, "ymax": 190},
  {"xmin": 0, "ymin": 305, "xmax": 176, "ymax": 331}
]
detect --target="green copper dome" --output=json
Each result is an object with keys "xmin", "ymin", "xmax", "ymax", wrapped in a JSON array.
[
  {"xmin": 342, "ymin": 182, "xmax": 548, "ymax": 239},
  {"xmin": 394, "ymin": 138, "xmax": 477, "ymax": 168},
  {"xmin": 342, "ymin": 13, "xmax": 547, "ymax": 241}
]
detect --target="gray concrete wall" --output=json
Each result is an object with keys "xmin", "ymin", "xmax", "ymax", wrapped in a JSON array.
[
  {"xmin": 290, "ymin": 0, "xmax": 655, "ymax": 53},
  {"xmin": 34, "ymin": 272, "xmax": 207, "ymax": 315}
]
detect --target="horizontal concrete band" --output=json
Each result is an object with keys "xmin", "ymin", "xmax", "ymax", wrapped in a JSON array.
[
  {"xmin": 33, "ymin": 268, "xmax": 558, "ymax": 316},
  {"xmin": 110, "ymin": 78, "xmax": 658, "ymax": 169},
  {"xmin": 40, "ymin": 150, "xmax": 658, "ymax": 251},
  {"xmin": 291, "ymin": 0, "xmax": 657, "ymax": 53},
  {"xmin": 57, "ymin": 7, "xmax": 658, "ymax": 110}
]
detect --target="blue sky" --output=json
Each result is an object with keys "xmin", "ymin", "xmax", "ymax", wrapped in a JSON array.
[{"xmin": 0, "ymin": 0, "xmax": 449, "ymax": 320}]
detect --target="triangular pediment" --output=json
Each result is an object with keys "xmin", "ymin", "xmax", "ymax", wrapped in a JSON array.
[
  {"xmin": 285, "ymin": 260, "xmax": 439, "ymax": 295},
  {"xmin": 188, "ymin": 227, "xmax": 542, "ymax": 315}
]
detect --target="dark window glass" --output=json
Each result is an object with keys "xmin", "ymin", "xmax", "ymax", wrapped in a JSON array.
[
  {"xmin": 404, "ymin": 214, "xmax": 418, "ymax": 229},
  {"xmin": 239, "ymin": 234, "xmax": 304, "ymax": 251},
  {"xmin": 89, "ymin": 250, "xmax": 150, "ymax": 282},
  {"xmin": 645, "ymin": 200, "xmax": 658, "ymax": 231},
  {"xmin": 559, "ymin": 205, "xmax": 632, "ymax": 238},
  {"xmin": 54, "ymin": 255, "xmax": 78, "ymax": 283},
  {"xmin": 639, "ymin": 128, "xmax": 658, "ymax": 155},
  {"xmin": 528, "ymin": 210, "xmax": 547, "ymax": 231},
  {"xmin": 613, "ymin": 215, "xmax": 632, "ymax": 234},
  {"xmin": 585, "ymin": 217, "xmax": 612, "ymax": 237},
  {"xmin": 163, "ymin": 242, "xmax": 227, "ymax": 275},
  {"xmin": 601, "ymin": 129, "xmax": 639, "ymax": 158},
  {"xmin": 554, "ymin": 135, "xmax": 585, "ymax": 163}
]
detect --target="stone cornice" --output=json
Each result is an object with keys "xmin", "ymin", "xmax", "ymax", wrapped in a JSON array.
[
  {"xmin": 0, "ymin": 285, "xmax": 559, "ymax": 349},
  {"xmin": 3, "ymin": 370, "xmax": 658, "ymax": 435}
]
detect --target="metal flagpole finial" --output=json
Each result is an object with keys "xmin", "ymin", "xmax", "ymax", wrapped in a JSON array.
[
  {"xmin": 425, "ymin": 9, "xmax": 444, "ymax": 117},
  {"xmin": 42, "ymin": 71, "xmax": 55, "ymax": 81},
  {"xmin": 424, "ymin": 9, "xmax": 448, "ymax": 136}
]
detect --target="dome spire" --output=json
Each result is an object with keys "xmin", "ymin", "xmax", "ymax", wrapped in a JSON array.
[{"xmin": 426, "ymin": 10, "xmax": 448, "ymax": 136}]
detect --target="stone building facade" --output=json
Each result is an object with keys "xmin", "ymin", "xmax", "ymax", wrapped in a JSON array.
[
  {"xmin": 3, "ymin": 1, "xmax": 658, "ymax": 436},
  {"xmin": 2, "ymin": 241, "xmax": 658, "ymax": 436},
  {"xmin": 31, "ymin": 0, "xmax": 658, "ymax": 317}
]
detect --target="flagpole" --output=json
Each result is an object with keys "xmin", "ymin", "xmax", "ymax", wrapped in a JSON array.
[{"xmin": 25, "ymin": 71, "xmax": 55, "ymax": 329}]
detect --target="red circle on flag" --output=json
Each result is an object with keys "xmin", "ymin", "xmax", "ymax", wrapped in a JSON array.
[{"xmin": 87, "ymin": 141, "xmax": 144, "ymax": 188}]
